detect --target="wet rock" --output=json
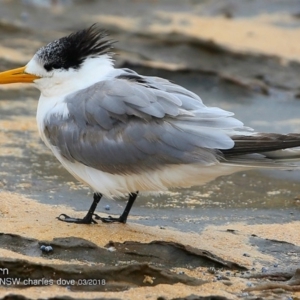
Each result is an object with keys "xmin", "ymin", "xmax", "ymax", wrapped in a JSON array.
[
  {"xmin": 0, "ymin": 258, "xmax": 204, "ymax": 292},
  {"xmin": 106, "ymin": 240, "xmax": 246, "ymax": 270},
  {"xmin": 0, "ymin": 234, "xmax": 247, "ymax": 270}
]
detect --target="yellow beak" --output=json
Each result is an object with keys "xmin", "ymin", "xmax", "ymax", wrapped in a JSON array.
[{"xmin": 0, "ymin": 66, "xmax": 40, "ymax": 84}]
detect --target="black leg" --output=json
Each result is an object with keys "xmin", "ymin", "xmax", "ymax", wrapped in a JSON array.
[
  {"xmin": 57, "ymin": 193, "xmax": 102, "ymax": 224},
  {"xmin": 98, "ymin": 191, "xmax": 139, "ymax": 224}
]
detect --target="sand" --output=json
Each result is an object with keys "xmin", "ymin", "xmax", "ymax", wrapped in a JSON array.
[{"xmin": 0, "ymin": 192, "xmax": 300, "ymax": 299}]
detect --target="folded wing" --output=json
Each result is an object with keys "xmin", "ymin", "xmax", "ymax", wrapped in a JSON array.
[{"xmin": 44, "ymin": 71, "xmax": 250, "ymax": 174}]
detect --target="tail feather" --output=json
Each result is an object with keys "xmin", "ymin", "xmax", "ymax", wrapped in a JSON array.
[
  {"xmin": 222, "ymin": 133, "xmax": 300, "ymax": 156},
  {"xmin": 220, "ymin": 133, "xmax": 300, "ymax": 169}
]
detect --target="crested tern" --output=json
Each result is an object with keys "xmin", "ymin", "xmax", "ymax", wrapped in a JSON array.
[{"xmin": 1, "ymin": 24, "xmax": 300, "ymax": 224}]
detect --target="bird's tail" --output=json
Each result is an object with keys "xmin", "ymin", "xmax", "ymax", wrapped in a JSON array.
[{"xmin": 221, "ymin": 133, "xmax": 300, "ymax": 168}]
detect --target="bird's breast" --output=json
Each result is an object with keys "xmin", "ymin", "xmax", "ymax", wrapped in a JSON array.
[{"xmin": 36, "ymin": 95, "xmax": 70, "ymax": 149}]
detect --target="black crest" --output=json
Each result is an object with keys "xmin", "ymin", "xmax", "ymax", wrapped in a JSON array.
[{"xmin": 37, "ymin": 24, "xmax": 115, "ymax": 71}]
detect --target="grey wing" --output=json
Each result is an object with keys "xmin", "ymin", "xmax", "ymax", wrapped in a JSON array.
[{"xmin": 45, "ymin": 74, "xmax": 247, "ymax": 175}]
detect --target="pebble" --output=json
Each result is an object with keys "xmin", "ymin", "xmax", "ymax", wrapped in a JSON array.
[
  {"xmin": 261, "ymin": 267, "xmax": 268, "ymax": 273},
  {"xmin": 40, "ymin": 245, "xmax": 53, "ymax": 252},
  {"xmin": 104, "ymin": 205, "xmax": 110, "ymax": 211},
  {"xmin": 107, "ymin": 246, "xmax": 116, "ymax": 252},
  {"xmin": 45, "ymin": 246, "xmax": 53, "ymax": 252},
  {"xmin": 243, "ymin": 253, "xmax": 250, "ymax": 257},
  {"xmin": 246, "ymin": 282, "xmax": 253, "ymax": 287}
]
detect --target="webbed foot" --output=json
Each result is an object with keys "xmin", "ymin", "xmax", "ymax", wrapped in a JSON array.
[{"xmin": 57, "ymin": 213, "xmax": 99, "ymax": 224}]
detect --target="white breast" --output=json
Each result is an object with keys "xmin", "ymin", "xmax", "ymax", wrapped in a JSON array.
[{"xmin": 36, "ymin": 95, "xmax": 69, "ymax": 148}]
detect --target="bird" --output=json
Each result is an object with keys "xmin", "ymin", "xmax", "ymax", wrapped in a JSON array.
[{"xmin": 0, "ymin": 24, "xmax": 300, "ymax": 225}]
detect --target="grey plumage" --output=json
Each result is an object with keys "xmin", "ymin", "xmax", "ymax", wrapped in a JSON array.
[
  {"xmin": 43, "ymin": 69, "xmax": 300, "ymax": 178},
  {"xmin": 44, "ymin": 70, "xmax": 244, "ymax": 175}
]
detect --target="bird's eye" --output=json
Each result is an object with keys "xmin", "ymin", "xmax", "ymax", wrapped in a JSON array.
[{"xmin": 44, "ymin": 63, "xmax": 61, "ymax": 71}]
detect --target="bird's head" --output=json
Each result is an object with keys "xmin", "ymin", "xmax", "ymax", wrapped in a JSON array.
[{"xmin": 0, "ymin": 25, "xmax": 115, "ymax": 96}]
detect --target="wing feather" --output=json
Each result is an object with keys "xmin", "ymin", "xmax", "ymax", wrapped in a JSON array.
[{"xmin": 45, "ymin": 72, "xmax": 247, "ymax": 174}]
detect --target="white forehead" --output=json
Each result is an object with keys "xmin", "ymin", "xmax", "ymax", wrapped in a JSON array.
[{"xmin": 25, "ymin": 55, "xmax": 51, "ymax": 77}]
